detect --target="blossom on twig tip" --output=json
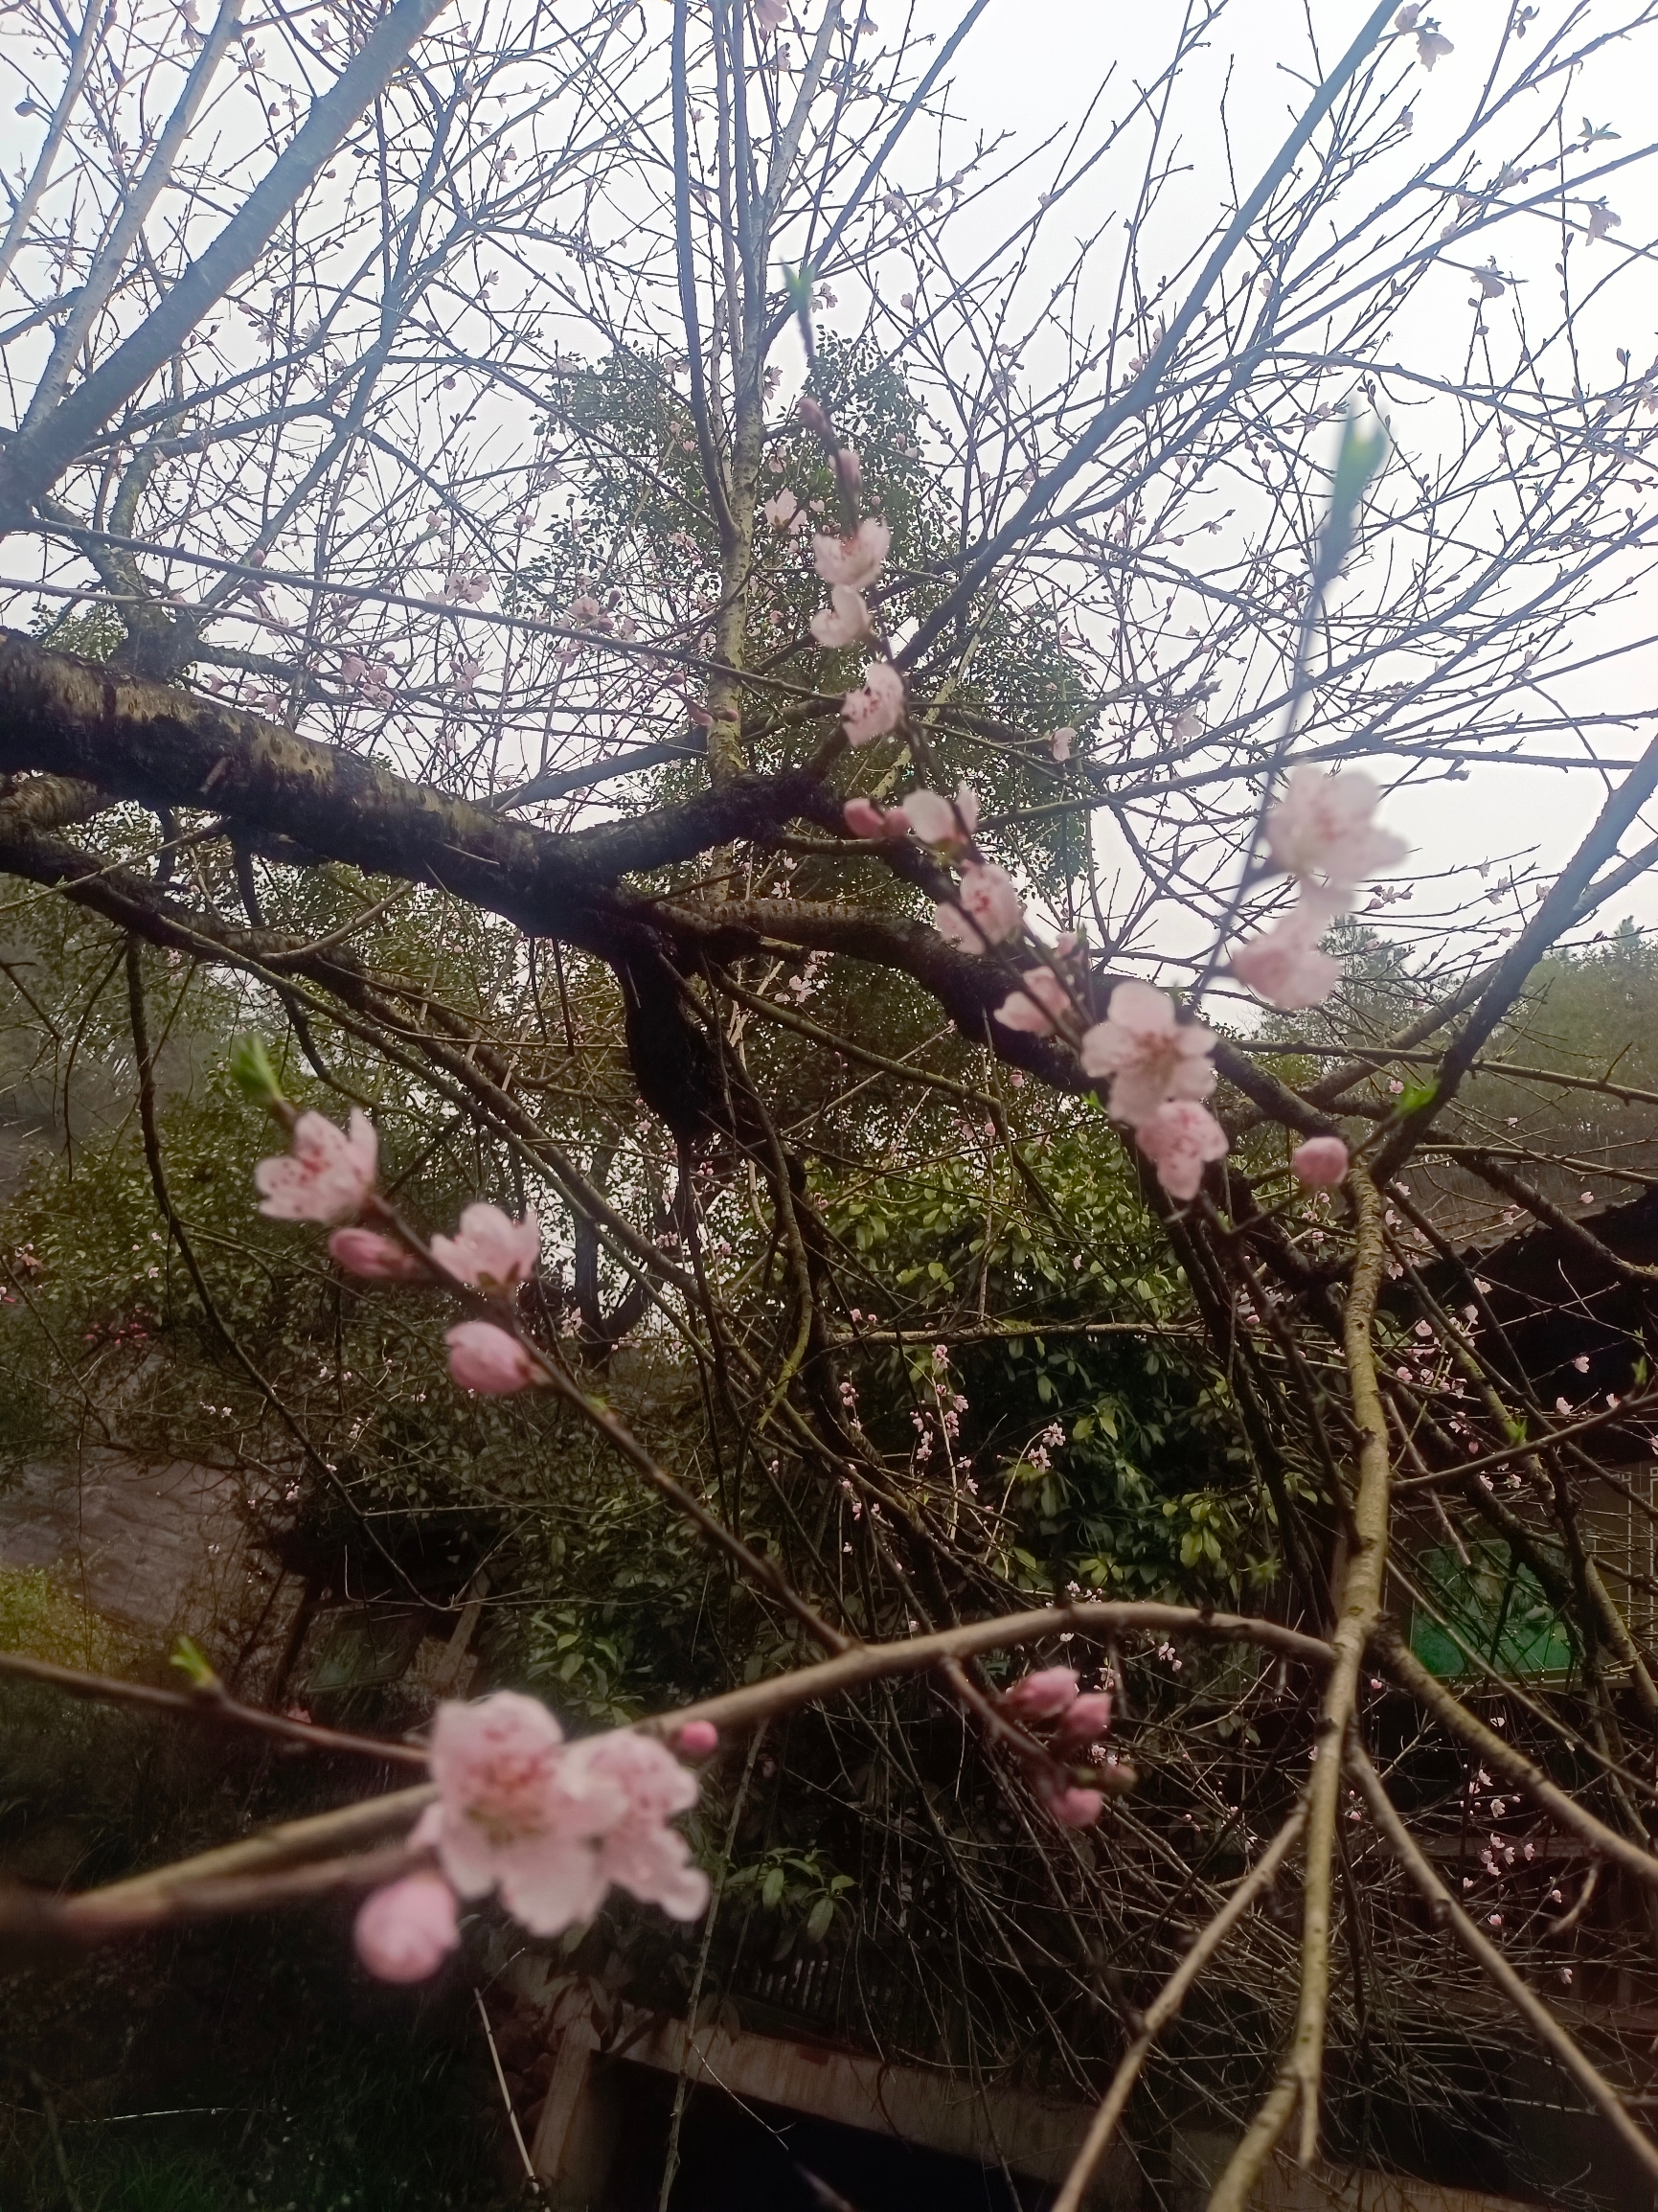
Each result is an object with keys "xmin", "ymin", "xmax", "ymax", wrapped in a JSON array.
[
  {"xmin": 255, "ymin": 1108, "xmax": 378, "ymax": 1223},
  {"xmin": 430, "ymin": 1203, "xmax": 540, "ymax": 1291}
]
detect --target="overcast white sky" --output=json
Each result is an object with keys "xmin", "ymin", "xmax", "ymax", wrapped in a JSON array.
[{"xmin": 881, "ymin": 0, "xmax": 1658, "ymax": 941}]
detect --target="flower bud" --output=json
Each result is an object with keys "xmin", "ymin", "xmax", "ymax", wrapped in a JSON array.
[
  {"xmin": 675, "ymin": 1721, "xmax": 718, "ymax": 1757},
  {"xmin": 329, "ymin": 1228, "xmax": 427, "ymax": 1280},
  {"xmin": 1291, "ymin": 1135, "xmax": 1350, "ymax": 1188},
  {"xmin": 796, "ymin": 396, "xmax": 832, "ymax": 439},
  {"xmin": 1052, "ymin": 1691, "xmax": 1113, "ymax": 1754},
  {"xmin": 229, "ymin": 1034, "xmax": 285, "ymax": 1110},
  {"xmin": 844, "ymin": 797, "xmax": 892, "ymax": 838},
  {"xmin": 1049, "ymin": 1787, "xmax": 1104, "ymax": 1829},
  {"xmin": 1001, "ymin": 1666, "xmax": 1079, "ymax": 1721},
  {"xmin": 445, "ymin": 1321, "xmax": 543, "ymax": 1395},
  {"xmin": 354, "ymin": 1873, "xmax": 460, "ymax": 1982}
]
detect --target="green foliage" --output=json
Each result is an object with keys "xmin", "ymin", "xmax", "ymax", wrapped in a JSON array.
[
  {"xmin": 29, "ymin": 598, "xmax": 126, "ymax": 663},
  {"xmin": 724, "ymin": 1845, "xmax": 855, "ymax": 1954},
  {"xmin": 820, "ymin": 1120, "xmax": 1277, "ymax": 1601}
]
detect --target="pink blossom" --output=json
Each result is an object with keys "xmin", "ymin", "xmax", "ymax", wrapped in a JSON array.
[
  {"xmin": 417, "ymin": 1694, "xmax": 617, "ymax": 1933},
  {"xmin": 1053, "ymin": 1691, "xmax": 1113, "ymax": 1754},
  {"xmin": 841, "ymin": 660, "xmax": 905, "ymax": 745},
  {"xmin": 844, "ymin": 796, "xmax": 902, "ymax": 838},
  {"xmin": 416, "ymin": 1698, "xmax": 707, "ymax": 1937},
  {"xmin": 755, "ymin": 0, "xmax": 787, "ymax": 33},
  {"xmin": 328, "ymin": 1227, "xmax": 427, "ymax": 1280},
  {"xmin": 1264, "ymin": 767, "xmax": 1406, "ymax": 896},
  {"xmin": 675, "ymin": 1721, "xmax": 718, "ymax": 1757},
  {"xmin": 1229, "ymin": 901, "xmax": 1344, "ymax": 1010},
  {"xmin": 933, "ymin": 861, "xmax": 1024, "ymax": 952},
  {"xmin": 900, "ymin": 782, "xmax": 978, "ymax": 849},
  {"xmin": 568, "ymin": 1730, "xmax": 710, "ymax": 1920},
  {"xmin": 994, "ymin": 968, "xmax": 1073, "ymax": 1036},
  {"xmin": 354, "ymin": 1872, "xmax": 460, "ymax": 1982},
  {"xmin": 445, "ymin": 1321, "xmax": 543, "ymax": 1395},
  {"xmin": 1001, "ymin": 1666, "xmax": 1079, "ymax": 1721},
  {"xmin": 430, "ymin": 1202, "xmax": 540, "ymax": 1289},
  {"xmin": 1049, "ymin": 727, "xmax": 1074, "ymax": 763},
  {"xmin": 1394, "ymin": 4, "xmax": 1420, "ymax": 25},
  {"xmin": 1135, "ymin": 1100, "xmax": 1229, "ymax": 1202},
  {"xmin": 1418, "ymin": 28, "xmax": 1453, "ymax": 68},
  {"xmin": 812, "ymin": 517, "xmax": 890, "ymax": 591},
  {"xmin": 255, "ymin": 1108, "xmax": 378, "ymax": 1223},
  {"xmin": 761, "ymin": 486, "xmax": 799, "ymax": 529},
  {"xmin": 1292, "ymin": 1136, "xmax": 1350, "ymax": 1188},
  {"xmin": 1586, "ymin": 202, "xmax": 1621, "ymax": 245},
  {"xmin": 810, "ymin": 585, "xmax": 872, "ymax": 648},
  {"xmin": 1079, "ymin": 982, "xmax": 1215, "ymax": 1128},
  {"xmin": 1049, "ymin": 1787, "xmax": 1104, "ymax": 1828}
]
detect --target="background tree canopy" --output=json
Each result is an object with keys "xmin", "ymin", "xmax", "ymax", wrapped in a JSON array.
[{"xmin": 5, "ymin": 3, "xmax": 1658, "ymax": 2209}]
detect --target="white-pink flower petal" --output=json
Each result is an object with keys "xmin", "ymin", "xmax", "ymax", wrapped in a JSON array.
[
  {"xmin": 1079, "ymin": 982, "xmax": 1215, "ymax": 1128},
  {"xmin": 255, "ymin": 1108, "xmax": 378, "ymax": 1223},
  {"xmin": 841, "ymin": 661, "xmax": 905, "ymax": 746},
  {"xmin": 812, "ymin": 516, "xmax": 891, "ymax": 591},
  {"xmin": 1135, "ymin": 1100, "xmax": 1229, "ymax": 1201}
]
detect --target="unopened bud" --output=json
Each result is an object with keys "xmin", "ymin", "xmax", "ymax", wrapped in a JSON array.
[
  {"xmin": 797, "ymin": 396, "xmax": 832, "ymax": 439},
  {"xmin": 834, "ymin": 445, "xmax": 863, "ymax": 492},
  {"xmin": 229, "ymin": 1034, "xmax": 285, "ymax": 1112}
]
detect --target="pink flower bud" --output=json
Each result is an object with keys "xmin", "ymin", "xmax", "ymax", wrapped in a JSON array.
[
  {"xmin": 1049, "ymin": 1787, "xmax": 1104, "ymax": 1828},
  {"xmin": 675, "ymin": 1721, "xmax": 718, "ymax": 1757},
  {"xmin": 844, "ymin": 797, "xmax": 893, "ymax": 838},
  {"xmin": 797, "ymin": 396, "xmax": 832, "ymax": 438},
  {"xmin": 328, "ymin": 1228, "xmax": 427, "ymax": 1280},
  {"xmin": 1291, "ymin": 1136, "xmax": 1350, "ymax": 1188},
  {"xmin": 1052, "ymin": 1691, "xmax": 1113, "ymax": 1753},
  {"xmin": 353, "ymin": 1872, "xmax": 460, "ymax": 1982},
  {"xmin": 1001, "ymin": 1666, "xmax": 1079, "ymax": 1721},
  {"xmin": 444, "ymin": 1321, "xmax": 542, "ymax": 1395},
  {"xmin": 834, "ymin": 445, "xmax": 863, "ymax": 492}
]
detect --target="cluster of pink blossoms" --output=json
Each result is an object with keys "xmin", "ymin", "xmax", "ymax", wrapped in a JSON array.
[
  {"xmin": 353, "ymin": 1693, "xmax": 714, "ymax": 1983},
  {"xmin": 840, "ymin": 762, "xmax": 1390, "ymax": 1199},
  {"xmin": 255, "ymin": 1118, "xmax": 548, "ymax": 1397},
  {"xmin": 807, "ymin": 513, "xmax": 908, "ymax": 747},
  {"xmin": 999, "ymin": 1666, "xmax": 1114, "ymax": 1828},
  {"xmin": 1078, "ymin": 983, "xmax": 1228, "ymax": 1201},
  {"xmin": 1230, "ymin": 767, "xmax": 1406, "ymax": 1012}
]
